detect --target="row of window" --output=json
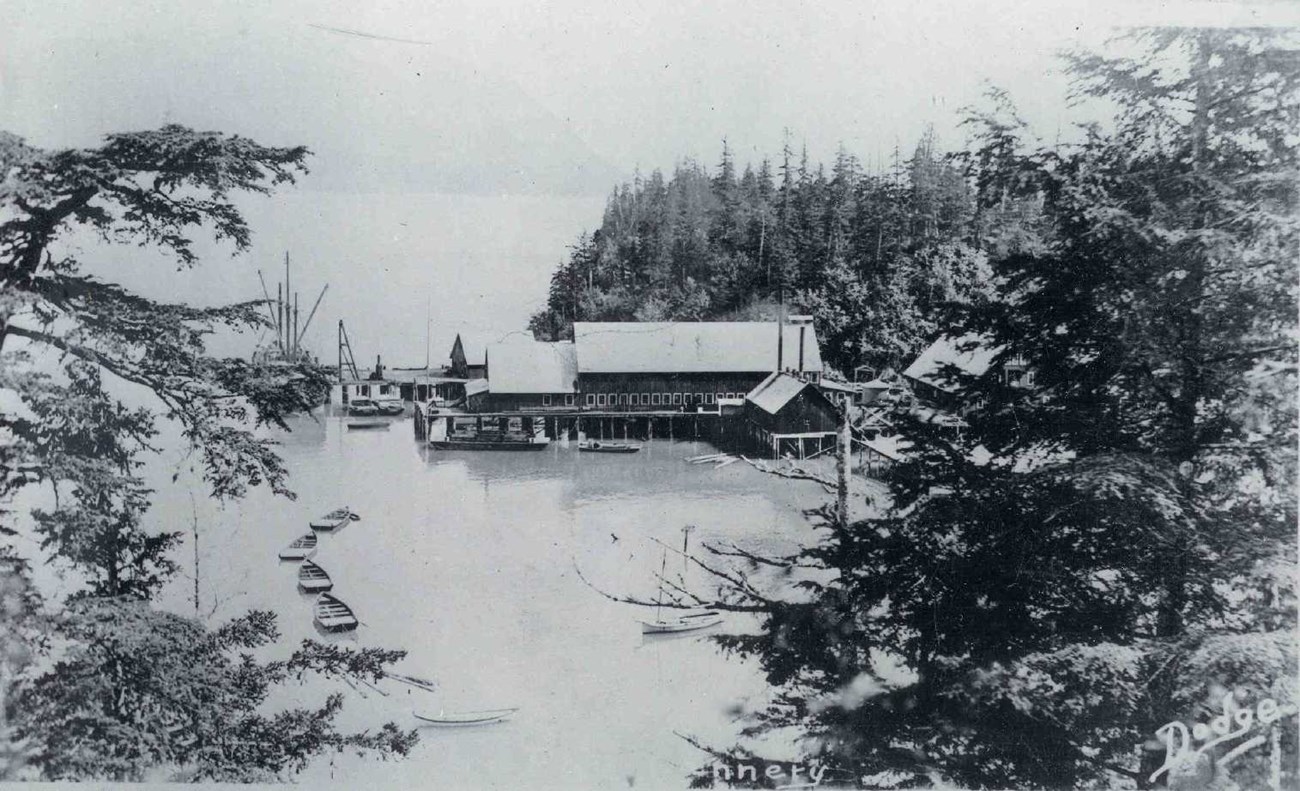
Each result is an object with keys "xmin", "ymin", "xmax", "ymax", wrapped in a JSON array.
[
  {"xmin": 582, "ymin": 392, "xmax": 741, "ymax": 408},
  {"xmin": 351, "ymin": 384, "xmax": 393, "ymax": 397}
]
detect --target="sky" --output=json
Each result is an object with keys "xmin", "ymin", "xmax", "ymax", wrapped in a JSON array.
[{"xmin": 3, "ymin": 0, "xmax": 1296, "ymax": 364}]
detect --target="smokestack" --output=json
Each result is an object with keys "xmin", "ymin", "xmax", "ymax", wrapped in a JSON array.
[
  {"xmin": 776, "ymin": 288, "xmax": 785, "ymax": 373},
  {"xmin": 798, "ymin": 325, "xmax": 806, "ymax": 376},
  {"xmin": 777, "ymin": 320, "xmax": 783, "ymax": 372}
]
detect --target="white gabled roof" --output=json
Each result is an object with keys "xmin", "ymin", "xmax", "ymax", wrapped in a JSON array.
[
  {"xmin": 902, "ymin": 334, "xmax": 1003, "ymax": 393},
  {"xmin": 745, "ymin": 372, "xmax": 813, "ymax": 415},
  {"xmin": 487, "ymin": 341, "xmax": 578, "ymax": 393},
  {"xmin": 464, "ymin": 378, "xmax": 490, "ymax": 397},
  {"xmin": 573, "ymin": 322, "xmax": 823, "ymax": 374}
]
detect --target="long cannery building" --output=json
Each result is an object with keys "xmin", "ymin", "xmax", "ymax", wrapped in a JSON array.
[{"xmin": 416, "ymin": 318, "xmax": 840, "ymax": 457}]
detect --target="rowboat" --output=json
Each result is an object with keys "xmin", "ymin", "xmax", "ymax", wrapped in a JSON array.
[
  {"xmin": 640, "ymin": 611, "xmax": 723, "ymax": 634},
  {"xmin": 579, "ymin": 440, "xmax": 641, "ymax": 453},
  {"xmin": 297, "ymin": 560, "xmax": 333, "ymax": 593},
  {"xmin": 347, "ymin": 398, "xmax": 379, "ymax": 416},
  {"xmin": 413, "ymin": 708, "xmax": 518, "ymax": 727},
  {"xmin": 314, "ymin": 593, "xmax": 359, "ymax": 633},
  {"xmin": 310, "ymin": 507, "xmax": 359, "ymax": 532},
  {"xmin": 347, "ymin": 419, "xmax": 390, "ymax": 430},
  {"xmin": 375, "ymin": 400, "xmax": 405, "ymax": 416},
  {"xmin": 278, "ymin": 533, "xmax": 318, "ymax": 561}
]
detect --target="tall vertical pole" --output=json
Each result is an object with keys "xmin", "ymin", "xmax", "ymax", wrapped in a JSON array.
[
  {"xmin": 277, "ymin": 283, "xmax": 284, "ymax": 354},
  {"xmin": 293, "ymin": 293, "xmax": 300, "ymax": 357},
  {"xmin": 776, "ymin": 287, "xmax": 785, "ymax": 373},
  {"xmin": 338, "ymin": 320, "xmax": 344, "ymax": 382},
  {"xmin": 837, "ymin": 402, "xmax": 851, "ymax": 526},
  {"xmin": 798, "ymin": 325, "xmax": 806, "ymax": 376},
  {"xmin": 284, "ymin": 252, "xmax": 291, "ymax": 355}
]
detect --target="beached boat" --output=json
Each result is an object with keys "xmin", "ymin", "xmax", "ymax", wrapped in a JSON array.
[
  {"xmin": 579, "ymin": 440, "xmax": 641, "ymax": 454},
  {"xmin": 310, "ymin": 507, "xmax": 359, "ymax": 532},
  {"xmin": 413, "ymin": 708, "xmax": 518, "ymax": 727},
  {"xmin": 278, "ymin": 533, "xmax": 318, "ymax": 561},
  {"xmin": 314, "ymin": 593, "xmax": 359, "ymax": 632},
  {"xmin": 297, "ymin": 560, "xmax": 333, "ymax": 593}
]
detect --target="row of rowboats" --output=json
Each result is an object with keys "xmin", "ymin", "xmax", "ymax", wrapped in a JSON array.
[{"xmin": 279, "ymin": 507, "xmax": 518, "ymax": 725}]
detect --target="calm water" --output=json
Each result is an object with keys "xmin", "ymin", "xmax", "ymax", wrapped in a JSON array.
[{"xmin": 142, "ymin": 411, "xmax": 829, "ymax": 789}]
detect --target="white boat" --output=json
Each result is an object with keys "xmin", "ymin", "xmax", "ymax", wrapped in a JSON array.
[
  {"xmin": 297, "ymin": 560, "xmax": 333, "ymax": 593},
  {"xmin": 640, "ymin": 611, "xmax": 723, "ymax": 634},
  {"xmin": 313, "ymin": 593, "xmax": 359, "ymax": 633},
  {"xmin": 278, "ymin": 533, "xmax": 318, "ymax": 561},
  {"xmin": 639, "ymin": 525, "xmax": 725, "ymax": 635},
  {"xmin": 413, "ymin": 708, "xmax": 519, "ymax": 727},
  {"xmin": 310, "ymin": 507, "xmax": 359, "ymax": 532}
]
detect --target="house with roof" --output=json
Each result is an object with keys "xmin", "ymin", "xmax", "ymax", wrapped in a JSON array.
[
  {"xmin": 449, "ymin": 333, "xmax": 488, "ymax": 380},
  {"xmin": 902, "ymin": 333, "xmax": 1029, "ymax": 412},
  {"xmin": 744, "ymin": 372, "xmax": 841, "ymax": 458},
  {"xmin": 572, "ymin": 321, "xmax": 823, "ymax": 412},
  {"xmin": 474, "ymin": 341, "xmax": 579, "ymax": 412}
]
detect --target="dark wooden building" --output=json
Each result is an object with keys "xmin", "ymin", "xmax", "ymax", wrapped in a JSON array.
[
  {"xmin": 449, "ymin": 333, "xmax": 488, "ymax": 380},
  {"xmin": 572, "ymin": 321, "xmax": 824, "ymax": 411},
  {"xmin": 902, "ymin": 334, "xmax": 1030, "ymax": 414},
  {"xmin": 743, "ymin": 372, "xmax": 841, "ymax": 458}
]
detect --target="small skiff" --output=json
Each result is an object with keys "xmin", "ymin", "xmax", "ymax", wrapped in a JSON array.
[
  {"xmin": 640, "ymin": 610, "xmax": 723, "ymax": 635},
  {"xmin": 413, "ymin": 708, "xmax": 519, "ymax": 727},
  {"xmin": 347, "ymin": 419, "xmax": 390, "ymax": 430},
  {"xmin": 310, "ymin": 507, "xmax": 359, "ymax": 532},
  {"xmin": 278, "ymin": 533, "xmax": 318, "ymax": 561},
  {"xmin": 297, "ymin": 560, "xmax": 333, "ymax": 593},
  {"xmin": 314, "ymin": 593, "xmax": 359, "ymax": 633},
  {"xmin": 579, "ymin": 441, "xmax": 642, "ymax": 454}
]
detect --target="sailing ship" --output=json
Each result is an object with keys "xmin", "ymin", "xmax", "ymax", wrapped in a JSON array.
[{"xmin": 639, "ymin": 525, "xmax": 722, "ymax": 635}]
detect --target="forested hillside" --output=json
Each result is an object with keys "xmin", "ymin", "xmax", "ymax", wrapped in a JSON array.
[{"xmin": 529, "ymin": 126, "xmax": 1023, "ymax": 376}]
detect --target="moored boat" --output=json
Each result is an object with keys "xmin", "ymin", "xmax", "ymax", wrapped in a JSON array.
[
  {"xmin": 310, "ymin": 507, "xmax": 359, "ymax": 532},
  {"xmin": 278, "ymin": 533, "xmax": 318, "ymax": 561},
  {"xmin": 375, "ymin": 399, "xmax": 405, "ymax": 416},
  {"xmin": 413, "ymin": 708, "xmax": 519, "ymax": 727},
  {"xmin": 314, "ymin": 593, "xmax": 359, "ymax": 632},
  {"xmin": 640, "ymin": 610, "xmax": 723, "ymax": 634},
  {"xmin": 347, "ymin": 398, "xmax": 380, "ymax": 416},
  {"xmin": 346, "ymin": 418, "xmax": 390, "ymax": 430},
  {"xmin": 429, "ymin": 436, "xmax": 550, "ymax": 451},
  {"xmin": 297, "ymin": 560, "xmax": 333, "ymax": 593},
  {"xmin": 579, "ymin": 440, "xmax": 641, "ymax": 453}
]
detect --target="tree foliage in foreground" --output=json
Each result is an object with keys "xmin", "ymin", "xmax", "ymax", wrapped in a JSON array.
[
  {"xmin": 0, "ymin": 126, "xmax": 416, "ymax": 781},
  {"xmin": 696, "ymin": 29, "xmax": 1298, "ymax": 789}
]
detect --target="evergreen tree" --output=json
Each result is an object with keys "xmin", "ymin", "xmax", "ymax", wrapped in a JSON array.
[
  {"xmin": 0, "ymin": 126, "xmax": 417, "ymax": 780},
  {"xmin": 694, "ymin": 29, "xmax": 1298, "ymax": 789}
]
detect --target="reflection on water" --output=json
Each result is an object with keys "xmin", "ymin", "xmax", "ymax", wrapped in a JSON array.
[{"xmin": 148, "ymin": 410, "xmax": 827, "ymax": 790}]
